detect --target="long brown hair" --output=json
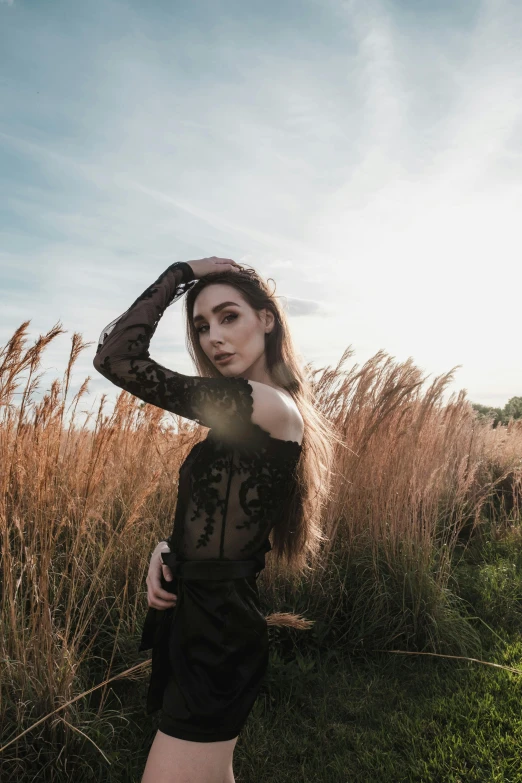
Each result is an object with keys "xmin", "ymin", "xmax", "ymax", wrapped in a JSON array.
[{"xmin": 181, "ymin": 264, "xmax": 339, "ymax": 581}]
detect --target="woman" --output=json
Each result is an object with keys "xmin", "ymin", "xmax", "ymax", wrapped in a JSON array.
[{"xmin": 93, "ymin": 257, "xmax": 335, "ymax": 783}]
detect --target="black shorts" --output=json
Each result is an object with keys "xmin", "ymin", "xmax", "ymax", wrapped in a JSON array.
[{"xmin": 139, "ymin": 573, "xmax": 269, "ymax": 743}]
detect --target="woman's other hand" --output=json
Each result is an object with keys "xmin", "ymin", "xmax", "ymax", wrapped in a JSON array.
[
  {"xmin": 185, "ymin": 256, "xmax": 242, "ymax": 279},
  {"xmin": 146, "ymin": 541, "xmax": 177, "ymax": 610}
]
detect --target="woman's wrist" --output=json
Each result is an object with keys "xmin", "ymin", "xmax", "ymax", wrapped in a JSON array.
[{"xmin": 175, "ymin": 261, "xmax": 196, "ymax": 284}]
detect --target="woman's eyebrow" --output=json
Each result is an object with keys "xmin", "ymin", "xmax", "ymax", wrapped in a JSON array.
[{"xmin": 193, "ymin": 301, "xmax": 240, "ymax": 325}]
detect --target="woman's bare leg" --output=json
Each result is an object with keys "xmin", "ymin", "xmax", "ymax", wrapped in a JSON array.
[
  {"xmin": 223, "ymin": 758, "xmax": 236, "ymax": 783},
  {"xmin": 141, "ymin": 729, "xmax": 238, "ymax": 783}
]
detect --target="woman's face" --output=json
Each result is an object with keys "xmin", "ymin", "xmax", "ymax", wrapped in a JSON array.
[{"xmin": 192, "ymin": 283, "xmax": 274, "ymax": 376}]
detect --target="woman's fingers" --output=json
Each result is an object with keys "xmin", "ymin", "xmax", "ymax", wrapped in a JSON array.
[
  {"xmin": 150, "ymin": 582, "xmax": 177, "ymax": 602},
  {"xmin": 215, "ymin": 258, "xmax": 241, "ymax": 271},
  {"xmin": 147, "ymin": 573, "xmax": 176, "ymax": 599},
  {"xmin": 208, "ymin": 257, "xmax": 241, "ymax": 272},
  {"xmin": 162, "ymin": 564, "xmax": 174, "ymax": 582},
  {"xmin": 188, "ymin": 257, "xmax": 242, "ymax": 278},
  {"xmin": 146, "ymin": 567, "xmax": 177, "ymax": 610},
  {"xmin": 149, "ymin": 594, "xmax": 177, "ymax": 610},
  {"xmin": 147, "ymin": 585, "xmax": 178, "ymax": 609}
]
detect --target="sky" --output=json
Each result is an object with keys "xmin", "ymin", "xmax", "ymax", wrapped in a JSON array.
[{"xmin": 1, "ymin": 0, "xmax": 521, "ymax": 428}]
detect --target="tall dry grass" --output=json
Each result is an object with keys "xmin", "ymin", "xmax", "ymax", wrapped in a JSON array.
[
  {"xmin": 263, "ymin": 347, "xmax": 522, "ymax": 657},
  {"xmin": 1, "ymin": 323, "xmax": 204, "ymax": 773},
  {"xmin": 1, "ymin": 323, "xmax": 522, "ymax": 776}
]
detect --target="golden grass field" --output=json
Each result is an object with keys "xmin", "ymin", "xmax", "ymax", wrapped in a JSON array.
[{"xmin": 1, "ymin": 321, "xmax": 521, "ymax": 780}]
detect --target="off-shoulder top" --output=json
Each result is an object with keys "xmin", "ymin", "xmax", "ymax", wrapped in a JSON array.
[{"xmin": 93, "ymin": 261, "xmax": 302, "ymax": 563}]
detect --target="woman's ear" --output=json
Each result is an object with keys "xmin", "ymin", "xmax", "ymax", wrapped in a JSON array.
[{"xmin": 263, "ymin": 308, "xmax": 275, "ymax": 334}]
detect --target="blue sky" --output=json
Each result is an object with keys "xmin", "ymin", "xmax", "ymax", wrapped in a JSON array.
[{"xmin": 1, "ymin": 0, "xmax": 521, "ymax": 424}]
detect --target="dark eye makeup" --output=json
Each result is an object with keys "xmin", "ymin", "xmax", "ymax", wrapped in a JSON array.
[{"xmin": 196, "ymin": 313, "xmax": 238, "ymax": 334}]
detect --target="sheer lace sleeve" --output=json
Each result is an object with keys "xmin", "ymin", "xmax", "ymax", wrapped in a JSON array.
[{"xmin": 93, "ymin": 261, "xmax": 256, "ymax": 438}]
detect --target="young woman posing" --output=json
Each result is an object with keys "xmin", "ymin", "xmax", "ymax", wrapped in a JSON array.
[{"xmin": 93, "ymin": 257, "xmax": 335, "ymax": 783}]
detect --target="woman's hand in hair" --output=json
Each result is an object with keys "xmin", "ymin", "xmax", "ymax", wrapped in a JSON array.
[
  {"xmin": 146, "ymin": 540, "xmax": 177, "ymax": 610},
  {"xmin": 186, "ymin": 256, "xmax": 242, "ymax": 279}
]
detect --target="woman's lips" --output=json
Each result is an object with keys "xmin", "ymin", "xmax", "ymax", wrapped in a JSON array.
[{"xmin": 215, "ymin": 353, "xmax": 235, "ymax": 364}]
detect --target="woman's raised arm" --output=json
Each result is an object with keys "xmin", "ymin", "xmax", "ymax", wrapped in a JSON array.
[{"xmin": 93, "ymin": 261, "xmax": 257, "ymax": 436}]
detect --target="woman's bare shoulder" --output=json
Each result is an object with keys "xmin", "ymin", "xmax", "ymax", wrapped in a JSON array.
[{"xmin": 246, "ymin": 379, "xmax": 304, "ymax": 444}]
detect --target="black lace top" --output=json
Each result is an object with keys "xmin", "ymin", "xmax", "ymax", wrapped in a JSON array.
[{"xmin": 93, "ymin": 261, "xmax": 302, "ymax": 564}]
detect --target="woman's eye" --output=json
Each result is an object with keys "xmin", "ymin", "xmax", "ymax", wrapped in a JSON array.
[{"xmin": 197, "ymin": 313, "xmax": 237, "ymax": 334}]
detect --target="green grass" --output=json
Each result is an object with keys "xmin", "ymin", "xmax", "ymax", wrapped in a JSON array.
[
  {"xmin": 235, "ymin": 634, "xmax": 522, "ymax": 782},
  {"xmin": 5, "ymin": 535, "xmax": 522, "ymax": 783},
  {"xmin": 230, "ymin": 536, "xmax": 522, "ymax": 783}
]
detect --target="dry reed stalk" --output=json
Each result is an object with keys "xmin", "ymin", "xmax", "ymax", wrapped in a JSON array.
[
  {"xmin": 373, "ymin": 648, "xmax": 522, "ymax": 676},
  {"xmin": 0, "ymin": 660, "xmax": 152, "ymax": 755},
  {"xmin": 265, "ymin": 612, "xmax": 315, "ymax": 629}
]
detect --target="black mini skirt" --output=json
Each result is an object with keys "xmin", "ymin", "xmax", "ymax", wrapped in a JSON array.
[{"xmin": 138, "ymin": 559, "xmax": 269, "ymax": 743}]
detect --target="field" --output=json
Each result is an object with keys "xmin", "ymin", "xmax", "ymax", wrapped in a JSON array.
[{"xmin": 1, "ymin": 323, "xmax": 522, "ymax": 782}]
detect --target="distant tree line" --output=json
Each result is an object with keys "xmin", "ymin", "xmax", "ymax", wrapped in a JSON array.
[
  {"xmin": 137, "ymin": 398, "xmax": 522, "ymax": 429},
  {"xmin": 472, "ymin": 396, "xmax": 522, "ymax": 427}
]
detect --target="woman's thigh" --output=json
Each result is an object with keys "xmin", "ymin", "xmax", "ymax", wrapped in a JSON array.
[{"xmin": 141, "ymin": 729, "xmax": 238, "ymax": 783}]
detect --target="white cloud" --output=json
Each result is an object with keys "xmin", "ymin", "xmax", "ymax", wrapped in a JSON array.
[{"xmin": 282, "ymin": 297, "xmax": 334, "ymax": 317}]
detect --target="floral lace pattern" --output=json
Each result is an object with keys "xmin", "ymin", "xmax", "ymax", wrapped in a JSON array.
[{"xmin": 93, "ymin": 261, "xmax": 302, "ymax": 562}]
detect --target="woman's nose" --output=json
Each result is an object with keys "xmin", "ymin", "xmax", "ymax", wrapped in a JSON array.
[{"xmin": 210, "ymin": 331, "xmax": 225, "ymax": 344}]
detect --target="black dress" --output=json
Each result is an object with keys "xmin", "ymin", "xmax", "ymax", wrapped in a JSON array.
[{"xmin": 93, "ymin": 260, "xmax": 302, "ymax": 743}]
